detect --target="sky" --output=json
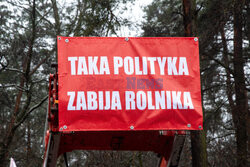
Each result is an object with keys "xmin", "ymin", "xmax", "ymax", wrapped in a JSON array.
[
  {"xmin": 118, "ymin": 0, "xmax": 153, "ymax": 37},
  {"xmin": 57, "ymin": 0, "xmax": 153, "ymax": 37}
]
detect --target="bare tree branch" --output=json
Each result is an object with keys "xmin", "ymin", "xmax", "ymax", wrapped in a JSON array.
[
  {"xmin": 29, "ymin": 54, "xmax": 52, "ymax": 76},
  {"xmin": 208, "ymin": 132, "xmax": 235, "ymax": 143},
  {"xmin": 14, "ymin": 95, "xmax": 48, "ymax": 130},
  {"xmin": 5, "ymin": 68, "xmax": 24, "ymax": 74}
]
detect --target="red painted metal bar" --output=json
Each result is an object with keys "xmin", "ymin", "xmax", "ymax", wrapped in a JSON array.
[{"xmin": 43, "ymin": 71, "xmax": 186, "ymax": 167}]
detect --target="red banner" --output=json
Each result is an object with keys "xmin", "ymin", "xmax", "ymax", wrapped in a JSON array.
[{"xmin": 57, "ymin": 37, "xmax": 203, "ymax": 131}]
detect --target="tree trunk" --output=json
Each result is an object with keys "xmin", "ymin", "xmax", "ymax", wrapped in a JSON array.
[
  {"xmin": 190, "ymin": 130, "xmax": 207, "ymax": 167},
  {"xmin": 220, "ymin": 27, "xmax": 236, "ymax": 123},
  {"xmin": 51, "ymin": 0, "xmax": 61, "ymax": 61},
  {"xmin": 246, "ymin": 0, "xmax": 250, "ymax": 162},
  {"xmin": 233, "ymin": 0, "xmax": 248, "ymax": 166},
  {"xmin": 0, "ymin": 1, "xmax": 37, "ymax": 166},
  {"xmin": 246, "ymin": 1, "xmax": 250, "ymax": 43},
  {"xmin": 182, "ymin": 0, "xmax": 208, "ymax": 167},
  {"xmin": 51, "ymin": 0, "xmax": 61, "ymax": 35},
  {"xmin": 183, "ymin": 0, "xmax": 193, "ymax": 36}
]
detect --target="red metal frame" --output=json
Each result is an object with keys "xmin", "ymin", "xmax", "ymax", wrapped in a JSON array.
[{"xmin": 43, "ymin": 70, "xmax": 186, "ymax": 167}]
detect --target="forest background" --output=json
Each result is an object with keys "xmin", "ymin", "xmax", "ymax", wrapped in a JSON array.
[{"xmin": 0, "ymin": 0, "xmax": 249, "ymax": 166}]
